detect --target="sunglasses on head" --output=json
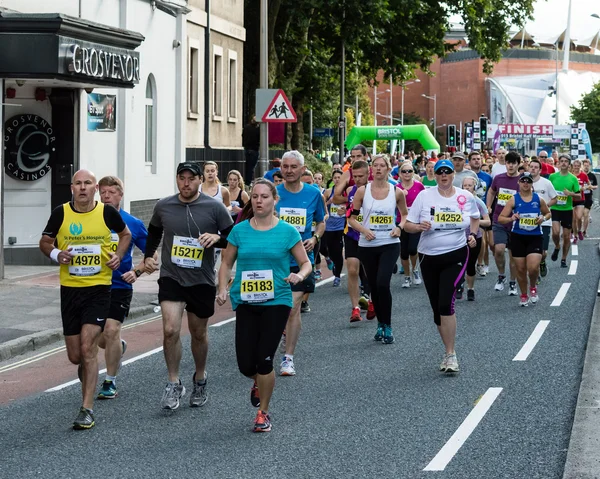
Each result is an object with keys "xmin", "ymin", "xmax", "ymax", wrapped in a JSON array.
[
  {"xmin": 435, "ymin": 168, "xmax": 453, "ymax": 175},
  {"xmin": 400, "ymin": 169, "xmax": 413, "ymax": 174}
]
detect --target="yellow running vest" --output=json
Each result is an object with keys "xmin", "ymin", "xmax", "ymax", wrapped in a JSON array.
[{"xmin": 56, "ymin": 202, "xmax": 113, "ymax": 287}]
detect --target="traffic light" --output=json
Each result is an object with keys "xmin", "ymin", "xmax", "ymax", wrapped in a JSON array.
[
  {"xmin": 447, "ymin": 124, "xmax": 456, "ymax": 147},
  {"xmin": 480, "ymin": 117, "xmax": 488, "ymax": 142},
  {"xmin": 456, "ymin": 127, "xmax": 462, "ymax": 149}
]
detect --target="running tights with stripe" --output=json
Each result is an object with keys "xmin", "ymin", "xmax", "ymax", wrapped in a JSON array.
[
  {"xmin": 358, "ymin": 243, "xmax": 400, "ymax": 326},
  {"xmin": 419, "ymin": 246, "xmax": 469, "ymax": 326},
  {"xmin": 323, "ymin": 230, "xmax": 344, "ymax": 278}
]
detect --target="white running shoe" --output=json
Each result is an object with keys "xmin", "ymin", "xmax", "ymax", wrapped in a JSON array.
[
  {"xmin": 402, "ymin": 276, "xmax": 412, "ymax": 288},
  {"xmin": 519, "ymin": 294, "xmax": 529, "ymax": 307},
  {"xmin": 445, "ymin": 354, "xmax": 459, "ymax": 373},
  {"xmin": 494, "ymin": 276, "xmax": 506, "ymax": 291},
  {"xmin": 413, "ymin": 271, "xmax": 422, "ymax": 285},
  {"xmin": 508, "ymin": 282, "xmax": 518, "ymax": 296},
  {"xmin": 529, "ymin": 288, "xmax": 538, "ymax": 305},
  {"xmin": 280, "ymin": 356, "xmax": 296, "ymax": 376}
]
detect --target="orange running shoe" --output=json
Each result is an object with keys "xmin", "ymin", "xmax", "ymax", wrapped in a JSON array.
[
  {"xmin": 366, "ymin": 301, "xmax": 376, "ymax": 320},
  {"xmin": 350, "ymin": 307, "xmax": 362, "ymax": 323},
  {"xmin": 253, "ymin": 410, "xmax": 272, "ymax": 432}
]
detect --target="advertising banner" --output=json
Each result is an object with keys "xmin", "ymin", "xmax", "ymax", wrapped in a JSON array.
[{"xmin": 87, "ymin": 93, "xmax": 116, "ymax": 131}]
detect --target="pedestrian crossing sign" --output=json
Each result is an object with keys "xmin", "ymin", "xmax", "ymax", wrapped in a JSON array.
[{"xmin": 261, "ymin": 89, "xmax": 297, "ymax": 123}]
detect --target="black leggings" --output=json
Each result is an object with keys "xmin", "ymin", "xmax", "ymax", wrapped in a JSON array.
[
  {"xmin": 466, "ymin": 237, "xmax": 482, "ymax": 277},
  {"xmin": 400, "ymin": 229, "xmax": 421, "ymax": 261},
  {"xmin": 419, "ymin": 246, "xmax": 469, "ymax": 326},
  {"xmin": 323, "ymin": 230, "xmax": 344, "ymax": 277},
  {"xmin": 358, "ymin": 243, "xmax": 400, "ymax": 326},
  {"xmin": 314, "ymin": 239, "xmax": 322, "ymax": 266},
  {"xmin": 235, "ymin": 304, "xmax": 291, "ymax": 377}
]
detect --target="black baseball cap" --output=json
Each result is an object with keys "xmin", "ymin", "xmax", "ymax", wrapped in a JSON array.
[
  {"xmin": 176, "ymin": 162, "xmax": 201, "ymax": 176},
  {"xmin": 519, "ymin": 172, "xmax": 534, "ymax": 183}
]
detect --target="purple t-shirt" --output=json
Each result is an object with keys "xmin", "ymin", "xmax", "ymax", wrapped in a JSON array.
[
  {"xmin": 396, "ymin": 180, "xmax": 425, "ymax": 222},
  {"xmin": 490, "ymin": 173, "xmax": 520, "ymax": 230},
  {"xmin": 345, "ymin": 185, "xmax": 360, "ymax": 241}
]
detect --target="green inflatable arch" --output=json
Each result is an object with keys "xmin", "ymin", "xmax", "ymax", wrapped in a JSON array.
[{"xmin": 344, "ymin": 125, "xmax": 440, "ymax": 152}]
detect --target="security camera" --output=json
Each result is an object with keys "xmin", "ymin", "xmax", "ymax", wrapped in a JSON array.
[{"xmin": 172, "ymin": 40, "xmax": 181, "ymax": 48}]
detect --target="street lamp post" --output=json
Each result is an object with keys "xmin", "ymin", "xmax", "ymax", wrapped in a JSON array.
[
  {"xmin": 373, "ymin": 86, "xmax": 390, "ymax": 155},
  {"xmin": 401, "ymin": 79, "xmax": 421, "ymax": 126},
  {"xmin": 422, "ymin": 93, "xmax": 437, "ymax": 136}
]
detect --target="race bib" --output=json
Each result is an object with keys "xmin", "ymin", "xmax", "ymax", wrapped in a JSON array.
[
  {"xmin": 369, "ymin": 214, "xmax": 393, "ymax": 231},
  {"xmin": 311, "ymin": 221, "xmax": 316, "ymax": 233},
  {"xmin": 330, "ymin": 204, "xmax": 345, "ymax": 217},
  {"xmin": 497, "ymin": 188, "xmax": 516, "ymax": 206},
  {"xmin": 240, "ymin": 270, "xmax": 274, "ymax": 303},
  {"xmin": 356, "ymin": 213, "xmax": 363, "ymax": 223},
  {"xmin": 433, "ymin": 209, "xmax": 463, "ymax": 230},
  {"xmin": 109, "ymin": 233, "xmax": 119, "ymax": 254},
  {"xmin": 280, "ymin": 207, "xmax": 307, "ymax": 232},
  {"xmin": 556, "ymin": 195, "xmax": 568, "ymax": 206},
  {"xmin": 518, "ymin": 213, "xmax": 538, "ymax": 231},
  {"xmin": 171, "ymin": 236, "xmax": 204, "ymax": 269},
  {"xmin": 69, "ymin": 244, "xmax": 102, "ymax": 276}
]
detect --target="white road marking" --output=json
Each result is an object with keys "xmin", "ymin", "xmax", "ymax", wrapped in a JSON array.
[
  {"xmin": 571, "ymin": 245, "xmax": 578, "ymax": 256},
  {"xmin": 210, "ymin": 317, "xmax": 236, "ymax": 328},
  {"xmin": 551, "ymin": 283, "xmax": 571, "ymax": 307},
  {"xmin": 568, "ymin": 260, "xmax": 578, "ymax": 275},
  {"xmin": 424, "ymin": 387, "xmax": 503, "ymax": 471},
  {"xmin": 513, "ymin": 321, "xmax": 550, "ymax": 361}
]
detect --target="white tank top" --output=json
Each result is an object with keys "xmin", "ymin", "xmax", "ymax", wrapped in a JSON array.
[
  {"xmin": 359, "ymin": 183, "xmax": 399, "ymax": 247},
  {"xmin": 201, "ymin": 184, "xmax": 223, "ymax": 203}
]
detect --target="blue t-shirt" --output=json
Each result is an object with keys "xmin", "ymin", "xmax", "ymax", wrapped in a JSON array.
[
  {"xmin": 476, "ymin": 171, "xmax": 493, "ymax": 202},
  {"xmin": 264, "ymin": 168, "xmax": 280, "ymax": 182},
  {"xmin": 227, "ymin": 220, "xmax": 302, "ymax": 310},
  {"xmin": 512, "ymin": 192, "xmax": 542, "ymax": 236},
  {"xmin": 112, "ymin": 209, "xmax": 148, "ymax": 290},
  {"xmin": 276, "ymin": 183, "xmax": 326, "ymax": 266}
]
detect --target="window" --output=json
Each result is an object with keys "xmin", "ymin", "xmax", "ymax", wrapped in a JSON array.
[
  {"xmin": 188, "ymin": 46, "xmax": 199, "ymax": 115},
  {"xmin": 228, "ymin": 50, "xmax": 237, "ymax": 121},
  {"xmin": 145, "ymin": 74, "xmax": 157, "ymax": 173},
  {"xmin": 213, "ymin": 45, "xmax": 223, "ymax": 119}
]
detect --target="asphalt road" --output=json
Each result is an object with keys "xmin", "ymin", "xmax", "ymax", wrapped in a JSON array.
[{"xmin": 0, "ymin": 229, "xmax": 598, "ymax": 479}]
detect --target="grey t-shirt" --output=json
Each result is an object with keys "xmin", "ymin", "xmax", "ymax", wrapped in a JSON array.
[
  {"xmin": 453, "ymin": 169, "xmax": 479, "ymax": 189},
  {"xmin": 150, "ymin": 193, "xmax": 234, "ymax": 287}
]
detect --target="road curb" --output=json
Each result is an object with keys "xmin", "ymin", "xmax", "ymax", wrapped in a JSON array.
[
  {"xmin": 563, "ymin": 279, "xmax": 600, "ymax": 478},
  {"xmin": 0, "ymin": 303, "xmax": 157, "ymax": 363}
]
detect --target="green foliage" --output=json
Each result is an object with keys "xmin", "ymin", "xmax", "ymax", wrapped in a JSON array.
[
  {"xmin": 571, "ymin": 82, "xmax": 600, "ymax": 151},
  {"xmin": 304, "ymin": 152, "xmax": 332, "ymax": 180}
]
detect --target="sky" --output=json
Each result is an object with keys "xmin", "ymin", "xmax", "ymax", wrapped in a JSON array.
[{"xmin": 525, "ymin": 0, "xmax": 600, "ymax": 44}]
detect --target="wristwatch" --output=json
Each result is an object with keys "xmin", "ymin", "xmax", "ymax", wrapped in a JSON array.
[
  {"xmin": 313, "ymin": 233, "xmax": 321, "ymax": 242},
  {"xmin": 134, "ymin": 269, "xmax": 143, "ymax": 278}
]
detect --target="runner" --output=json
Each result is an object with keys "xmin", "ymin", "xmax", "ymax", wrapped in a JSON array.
[
  {"xmin": 227, "ymin": 169, "xmax": 249, "ymax": 222},
  {"xmin": 200, "ymin": 161, "xmax": 231, "ymax": 209},
  {"xmin": 487, "ymin": 151, "xmax": 521, "ymax": 295},
  {"xmin": 582, "ymin": 158, "xmax": 598, "ymax": 236},
  {"xmin": 97, "ymin": 176, "xmax": 153, "ymax": 400},
  {"xmin": 498, "ymin": 172, "xmax": 551, "ymax": 306},
  {"xmin": 538, "ymin": 151, "xmax": 556, "ymax": 178},
  {"xmin": 272, "ymin": 170, "xmax": 284, "ymax": 185},
  {"xmin": 422, "ymin": 160, "xmax": 437, "ymax": 188},
  {"xmin": 404, "ymin": 159, "xmax": 480, "ymax": 372},
  {"xmin": 451, "ymin": 152, "xmax": 479, "ymax": 188},
  {"xmin": 333, "ymin": 144, "xmax": 373, "ymax": 203},
  {"xmin": 143, "ymin": 162, "xmax": 234, "ymax": 410},
  {"xmin": 571, "ymin": 159, "xmax": 589, "ymax": 244},
  {"xmin": 39, "ymin": 169, "xmax": 132, "ymax": 429},
  {"xmin": 549, "ymin": 154, "xmax": 580, "ymax": 267},
  {"xmin": 348, "ymin": 155, "xmax": 408, "ymax": 344},
  {"xmin": 323, "ymin": 170, "xmax": 347, "ymax": 287},
  {"xmin": 216, "ymin": 179, "xmax": 311, "ymax": 432},
  {"xmin": 460, "ymin": 176, "xmax": 491, "ymax": 301},
  {"xmin": 344, "ymin": 160, "xmax": 373, "ymax": 322},
  {"xmin": 529, "ymin": 159, "xmax": 557, "ymax": 278},
  {"xmin": 395, "ymin": 160, "xmax": 425, "ymax": 288},
  {"xmin": 468, "ymin": 151, "xmax": 493, "ymax": 276},
  {"xmin": 276, "ymin": 150, "xmax": 325, "ymax": 376}
]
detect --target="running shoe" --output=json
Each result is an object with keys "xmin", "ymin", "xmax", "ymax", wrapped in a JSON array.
[
  {"xmin": 366, "ymin": 301, "xmax": 376, "ymax": 320},
  {"xmin": 399, "ymin": 265, "xmax": 405, "ymax": 274},
  {"xmin": 551, "ymin": 248, "xmax": 560, "ymax": 262},
  {"xmin": 301, "ymin": 301, "xmax": 311, "ymax": 313},
  {"xmin": 333, "ymin": 277, "xmax": 341, "ymax": 287},
  {"xmin": 161, "ymin": 380, "xmax": 186, "ymax": 410},
  {"xmin": 374, "ymin": 323, "xmax": 384, "ymax": 342},
  {"xmin": 350, "ymin": 307, "xmax": 362, "ymax": 323},
  {"xmin": 413, "ymin": 270, "xmax": 422, "ymax": 285},
  {"xmin": 358, "ymin": 295, "xmax": 369, "ymax": 310},
  {"xmin": 456, "ymin": 286, "xmax": 463, "ymax": 300},
  {"xmin": 279, "ymin": 331, "xmax": 286, "ymax": 353},
  {"xmin": 508, "ymin": 282, "xmax": 518, "ymax": 296},
  {"xmin": 250, "ymin": 381, "xmax": 260, "ymax": 408},
  {"xmin": 97, "ymin": 380, "xmax": 117, "ymax": 399},
  {"xmin": 326, "ymin": 257, "xmax": 334, "ymax": 270},
  {"xmin": 573, "ymin": 236, "xmax": 578, "ymax": 245},
  {"xmin": 467, "ymin": 289, "xmax": 475, "ymax": 301},
  {"xmin": 190, "ymin": 372, "xmax": 208, "ymax": 407},
  {"xmin": 571, "ymin": 233, "xmax": 575, "ymax": 242},
  {"xmin": 314, "ymin": 270, "xmax": 322, "ymax": 281},
  {"xmin": 445, "ymin": 354, "xmax": 460, "ymax": 373},
  {"xmin": 382, "ymin": 325, "xmax": 394, "ymax": 344},
  {"xmin": 561, "ymin": 259, "xmax": 568, "ymax": 268},
  {"xmin": 529, "ymin": 287, "xmax": 539, "ymax": 305},
  {"xmin": 73, "ymin": 407, "xmax": 95, "ymax": 430},
  {"xmin": 483, "ymin": 265, "xmax": 489, "ymax": 276},
  {"xmin": 253, "ymin": 410, "xmax": 272, "ymax": 433},
  {"xmin": 540, "ymin": 261, "xmax": 548, "ymax": 278},
  {"xmin": 476, "ymin": 264, "xmax": 484, "ymax": 277},
  {"xmin": 280, "ymin": 356, "xmax": 296, "ymax": 376},
  {"xmin": 439, "ymin": 354, "xmax": 448, "ymax": 372},
  {"xmin": 402, "ymin": 276, "xmax": 411, "ymax": 288},
  {"xmin": 578, "ymin": 231, "xmax": 584, "ymax": 241},
  {"xmin": 519, "ymin": 294, "xmax": 529, "ymax": 307},
  {"xmin": 495, "ymin": 276, "xmax": 506, "ymax": 291}
]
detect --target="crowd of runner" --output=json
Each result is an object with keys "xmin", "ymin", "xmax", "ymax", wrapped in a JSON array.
[{"xmin": 38, "ymin": 146, "xmax": 597, "ymax": 432}]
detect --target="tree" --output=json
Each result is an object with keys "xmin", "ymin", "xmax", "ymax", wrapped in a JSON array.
[{"xmin": 570, "ymin": 82, "xmax": 600, "ymax": 151}]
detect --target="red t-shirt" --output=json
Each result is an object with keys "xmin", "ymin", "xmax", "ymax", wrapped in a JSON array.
[
  {"xmin": 541, "ymin": 163, "xmax": 555, "ymax": 176},
  {"xmin": 575, "ymin": 172, "xmax": 589, "ymax": 202}
]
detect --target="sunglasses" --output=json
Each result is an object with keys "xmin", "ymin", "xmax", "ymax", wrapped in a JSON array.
[
  {"xmin": 435, "ymin": 169, "xmax": 453, "ymax": 175},
  {"xmin": 519, "ymin": 179, "xmax": 533, "ymax": 183},
  {"xmin": 400, "ymin": 170, "xmax": 413, "ymax": 174},
  {"xmin": 539, "ymin": 156, "xmax": 548, "ymax": 158}
]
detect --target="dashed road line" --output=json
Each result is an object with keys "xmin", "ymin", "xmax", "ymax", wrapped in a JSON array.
[
  {"xmin": 551, "ymin": 283, "xmax": 571, "ymax": 307},
  {"xmin": 568, "ymin": 260, "xmax": 578, "ymax": 275},
  {"xmin": 571, "ymin": 245, "xmax": 578, "ymax": 256},
  {"xmin": 513, "ymin": 321, "xmax": 550, "ymax": 361},
  {"xmin": 423, "ymin": 387, "xmax": 503, "ymax": 471}
]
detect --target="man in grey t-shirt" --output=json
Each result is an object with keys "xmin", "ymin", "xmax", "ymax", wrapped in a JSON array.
[
  {"xmin": 452, "ymin": 152, "xmax": 479, "ymax": 189},
  {"xmin": 144, "ymin": 162, "xmax": 233, "ymax": 411}
]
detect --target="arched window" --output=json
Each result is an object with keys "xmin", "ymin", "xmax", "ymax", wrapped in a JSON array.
[{"xmin": 145, "ymin": 74, "xmax": 157, "ymax": 172}]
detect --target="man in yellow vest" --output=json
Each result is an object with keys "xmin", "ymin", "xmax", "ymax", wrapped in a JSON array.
[{"xmin": 39, "ymin": 169, "xmax": 132, "ymax": 430}]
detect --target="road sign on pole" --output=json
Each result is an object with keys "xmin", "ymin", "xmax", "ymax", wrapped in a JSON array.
[{"xmin": 259, "ymin": 89, "xmax": 297, "ymax": 123}]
